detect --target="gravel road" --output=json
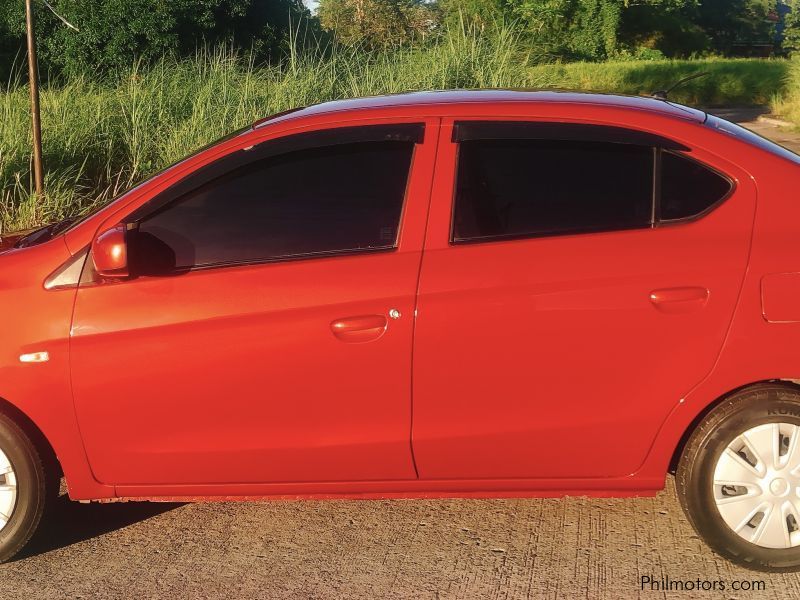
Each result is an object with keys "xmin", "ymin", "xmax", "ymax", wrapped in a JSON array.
[
  {"xmin": 6, "ymin": 479, "xmax": 800, "ymax": 599},
  {"xmin": 5, "ymin": 109, "xmax": 800, "ymax": 600}
]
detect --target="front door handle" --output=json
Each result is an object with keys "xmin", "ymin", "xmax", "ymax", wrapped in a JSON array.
[
  {"xmin": 330, "ymin": 314, "xmax": 388, "ymax": 343},
  {"xmin": 649, "ymin": 286, "xmax": 709, "ymax": 314}
]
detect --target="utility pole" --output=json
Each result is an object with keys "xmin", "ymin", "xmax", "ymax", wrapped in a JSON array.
[{"xmin": 25, "ymin": 0, "xmax": 44, "ymax": 197}]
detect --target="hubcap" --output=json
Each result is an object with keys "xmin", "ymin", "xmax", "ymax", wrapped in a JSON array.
[
  {"xmin": 714, "ymin": 422, "xmax": 800, "ymax": 549},
  {"xmin": 0, "ymin": 448, "xmax": 16, "ymax": 532}
]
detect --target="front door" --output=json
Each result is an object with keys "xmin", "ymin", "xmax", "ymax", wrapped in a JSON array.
[
  {"xmin": 70, "ymin": 120, "xmax": 437, "ymax": 485},
  {"xmin": 412, "ymin": 118, "xmax": 756, "ymax": 480}
]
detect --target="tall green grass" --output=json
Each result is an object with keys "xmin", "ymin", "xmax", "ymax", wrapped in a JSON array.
[
  {"xmin": 0, "ymin": 26, "xmax": 790, "ymax": 233},
  {"xmin": 530, "ymin": 57, "xmax": 787, "ymax": 106},
  {"xmin": 1, "ymin": 28, "xmax": 531, "ymax": 233},
  {"xmin": 772, "ymin": 56, "xmax": 800, "ymax": 127}
]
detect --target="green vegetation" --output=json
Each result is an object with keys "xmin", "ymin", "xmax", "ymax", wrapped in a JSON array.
[
  {"xmin": 0, "ymin": 23, "xmax": 791, "ymax": 234},
  {"xmin": 1, "ymin": 29, "xmax": 527, "ymax": 232},
  {"xmin": 320, "ymin": 0, "xmax": 778, "ymax": 62},
  {"xmin": 0, "ymin": 0, "xmax": 795, "ymax": 233},
  {"xmin": 786, "ymin": 1, "xmax": 800, "ymax": 54},
  {"xmin": 0, "ymin": 0, "xmax": 314, "ymax": 79},
  {"xmin": 530, "ymin": 57, "xmax": 788, "ymax": 106},
  {"xmin": 772, "ymin": 57, "xmax": 800, "ymax": 125},
  {"xmin": 318, "ymin": 0, "xmax": 434, "ymax": 48},
  {"xmin": 0, "ymin": 0, "xmax": 784, "ymax": 80}
]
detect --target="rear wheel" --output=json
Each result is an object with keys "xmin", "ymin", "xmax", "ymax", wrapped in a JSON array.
[
  {"xmin": 0, "ymin": 413, "xmax": 51, "ymax": 562},
  {"xmin": 677, "ymin": 383, "xmax": 800, "ymax": 571}
]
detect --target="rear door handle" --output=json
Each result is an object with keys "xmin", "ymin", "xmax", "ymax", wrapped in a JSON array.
[
  {"xmin": 649, "ymin": 286, "xmax": 709, "ymax": 314},
  {"xmin": 330, "ymin": 314, "xmax": 388, "ymax": 343}
]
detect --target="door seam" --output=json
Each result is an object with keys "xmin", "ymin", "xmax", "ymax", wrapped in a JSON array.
[{"xmin": 408, "ymin": 117, "xmax": 443, "ymax": 479}]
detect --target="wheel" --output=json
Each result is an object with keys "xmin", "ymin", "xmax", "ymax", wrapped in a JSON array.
[
  {"xmin": 0, "ymin": 412, "xmax": 51, "ymax": 562},
  {"xmin": 677, "ymin": 383, "xmax": 800, "ymax": 571}
]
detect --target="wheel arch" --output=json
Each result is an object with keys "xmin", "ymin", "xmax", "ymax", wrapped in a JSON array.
[
  {"xmin": 667, "ymin": 379, "xmax": 800, "ymax": 474},
  {"xmin": 0, "ymin": 396, "xmax": 62, "ymax": 480}
]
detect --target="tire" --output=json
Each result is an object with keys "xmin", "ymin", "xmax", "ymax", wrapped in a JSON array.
[
  {"xmin": 677, "ymin": 383, "xmax": 800, "ymax": 571},
  {"xmin": 0, "ymin": 412, "xmax": 52, "ymax": 562}
]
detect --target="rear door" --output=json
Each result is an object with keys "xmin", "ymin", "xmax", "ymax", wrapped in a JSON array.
[
  {"xmin": 411, "ymin": 117, "xmax": 756, "ymax": 480},
  {"xmin": 70, "ymin": 119, "xmax": 438, "ymax": 485}
]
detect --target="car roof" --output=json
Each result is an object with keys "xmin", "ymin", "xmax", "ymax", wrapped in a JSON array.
[{"xmin": 258, "ymin": 89, "xmax": 707, "ymax": 127}]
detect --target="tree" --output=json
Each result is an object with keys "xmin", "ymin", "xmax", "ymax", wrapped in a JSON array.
[
  {"xmin": 434, "ymin": 0, "xmax": 623, "ymax": 60},
  {"xmin": 784, "ymin": 0, "xmax": 800, "ymax": 53},
  {"xmin": 318, "ymin": 0, "xmax": 436, "ymax": 47},
  {"xmin": 696, "ymin": 0, "xmax": 775, "ymax": 54},
  {"xmin": 508, "ymin": 0, "xmax": 622, "ymax": 60},
  {"xmin": 618, "ymin": 0, "xmax": 710, "ymax": 57},
  {"xmin": 0, "ymin": 0, "xmax": 315, "ymax": 78}
]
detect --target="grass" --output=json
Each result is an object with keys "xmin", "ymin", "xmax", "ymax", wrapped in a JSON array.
[
  {"xmin": 0, "ymin": 26, "xmax": 792, "ymax": 233},
  {"xmin": 530, "ymin": 57, "xmax": 788, "ymax": 106},
  {"xmin": 771, "ymin": 56, "xmax": 800, "ymax": 127}
]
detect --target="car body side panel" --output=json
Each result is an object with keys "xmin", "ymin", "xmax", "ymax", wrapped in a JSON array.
[
  {"xmin": 761, "ymin": 273, "xmax": 800, "ymax": 323},
  {"xmin": 111, "ymin": 473, "xmax": 663, "ymax": 499},
  {"xmin": 67, "ymin": 116, "xmax": 440, "ymax": 485},
  {"xmin": 639, "ymin": 151, "xmax": 800, "ymax": 479},
  {"xmin": 3, "ymin": 98, "xmax": 794, "ymax": 500},
  {"xmin": 410, "ymin": 115, "xmax": 757, "ymax": 480},
  {"xmin": 0, "ymin": 240, "xmax": 113, "ymax": 498}
]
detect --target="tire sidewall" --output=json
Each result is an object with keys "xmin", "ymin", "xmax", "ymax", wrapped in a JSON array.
[
  {"xmin": 684, "ymin": 387, "xmax": 800, "ymax": 570},
  {"xmin": 0, "ymin": 415, "xmax": 45, "ymax": 562}
]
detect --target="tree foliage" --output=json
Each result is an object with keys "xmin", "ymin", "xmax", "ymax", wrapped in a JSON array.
[
  {"xmin": 695, "ymin": 0, "xmax": 774, "ymax": 54},
  {"xmin": 618, "ymin": 0, "xmax": 710, "ymax": 57},
  {"xmin": 428, "ymin": 0, "xmax": 780, "ymax": 59},
  {"xmin": 318, "ymin": 0, "xmax": 436, "ymax": 47},
  {"xmin": 0, "ymin": 0, "xmax": 314, "ymax": 78},
  {"xmin": 0, "ymin": 0, "xmax": 788, "ymax": 80},
  {"xmin": 783, "ymin": 0, "xmax": 800, "ymax": 53},
  {"xmin": 511, "ymin": 0, "xmax": 622, "ymax": 60}
]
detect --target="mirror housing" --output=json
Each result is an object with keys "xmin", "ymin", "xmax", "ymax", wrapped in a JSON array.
[{"xmin": 92, "ymin": 224, "xmax": 129, "ymax": 278}]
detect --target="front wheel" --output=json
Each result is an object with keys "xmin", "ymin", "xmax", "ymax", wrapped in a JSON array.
[
  {"xmin": 0, "ymin": 413, "xmax": 52, "ymax": 562},
  {"xmin": 677, "ymin": 383, "xmax": 800, "ymax": 571}
]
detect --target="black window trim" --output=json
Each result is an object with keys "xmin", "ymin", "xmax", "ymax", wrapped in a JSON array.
[
  {"xmin": 449, "ymin": 121, "xmax": 736, "ymax": 245},
  {"xmin": 452, "ymin": 120, "xmax": 690, "ymax": 151},
  {"xmin": 125, "ymin": 123, "xmax": 424, "ymax": 273}
]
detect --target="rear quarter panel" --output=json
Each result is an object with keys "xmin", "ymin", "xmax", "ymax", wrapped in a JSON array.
[{"xmin": 643, "ymin": 130, "xmax": 800, "ymax": 479}]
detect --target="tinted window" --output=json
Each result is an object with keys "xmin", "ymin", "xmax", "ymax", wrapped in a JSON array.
[
  {"xmin": 135, "ymin": 141, "xmax": 413, "ymax": 271},
  {"xmin": 660, "ymin": 151, "xmax": 732, "ymax": 221},
  {"xmin": 453, "ymin": 139, "xmax": 653, "ymax": 242}
]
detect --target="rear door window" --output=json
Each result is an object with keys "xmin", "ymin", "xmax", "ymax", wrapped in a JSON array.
[
  {"xmin": 453, "ymin": 138, "xmax": 653, "ymax": 243},
  {"xmin": 451, "ymin": 121, "xmax": 734, "ymax": 244}
]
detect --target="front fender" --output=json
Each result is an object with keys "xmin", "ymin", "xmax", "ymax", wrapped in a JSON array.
[{"xmin": 0, "ymin": 238, "xmax": 113, "ymax": 500}]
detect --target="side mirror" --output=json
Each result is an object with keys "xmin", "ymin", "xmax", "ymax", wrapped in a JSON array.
[{"xmin": 92, "ymin": 224, "xmax": 129, "ymax": 278}]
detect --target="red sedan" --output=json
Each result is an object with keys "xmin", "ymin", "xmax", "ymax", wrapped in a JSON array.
[{"xmin": 2, "ymin": 90, "xmax": 800, "ymax": 570}]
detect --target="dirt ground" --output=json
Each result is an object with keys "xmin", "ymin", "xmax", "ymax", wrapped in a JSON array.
[{"xmin": 5, "ymin": 108, "xmax": 800, "ymax": 600}]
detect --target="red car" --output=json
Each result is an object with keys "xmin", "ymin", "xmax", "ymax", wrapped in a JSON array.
[{"xmin": 2, "ymin": 90, "xmax": 800, "ymax": 570}]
